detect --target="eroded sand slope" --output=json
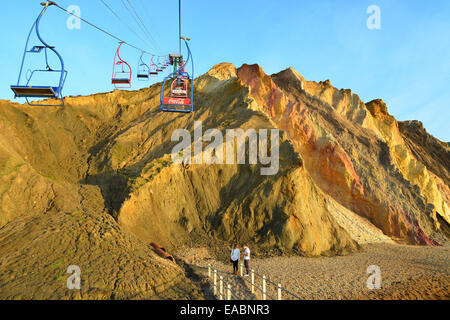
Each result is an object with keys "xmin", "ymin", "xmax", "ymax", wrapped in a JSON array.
[{"xmin": 0, "ymin": 62, "xmax": 448, "ymax": 299}]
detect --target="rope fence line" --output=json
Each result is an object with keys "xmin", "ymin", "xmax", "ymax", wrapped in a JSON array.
[
  {"xmin": 207, "ymin": 264, "xmax": 302, "ymax": 301},
  {"xmin": 208, "ymin": 268, "xmax": 241, "ymax": 301},
  {"xmin": 249, "ymin": 267, "xmax": 303, "ymax": 300}
]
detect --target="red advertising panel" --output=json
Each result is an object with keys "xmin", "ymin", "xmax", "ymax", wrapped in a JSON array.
[{"xmin": 163, "ymin": 97, "xmax": 191, "ymax": 105}]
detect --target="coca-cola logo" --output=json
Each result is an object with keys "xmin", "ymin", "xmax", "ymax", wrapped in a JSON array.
[{"xmin": 167, "ymin": 98, "xmax": 187, "ymax": 105}]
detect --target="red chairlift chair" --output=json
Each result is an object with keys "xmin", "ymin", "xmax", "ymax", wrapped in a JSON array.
[{"xmin": 112, "ymin": 42, "xmax": 132, "ymax": 88}]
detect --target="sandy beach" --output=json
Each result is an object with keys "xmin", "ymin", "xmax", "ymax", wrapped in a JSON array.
[{"xmin": 188, "ymin": 243, "xmax": 449, "ymax": 300}]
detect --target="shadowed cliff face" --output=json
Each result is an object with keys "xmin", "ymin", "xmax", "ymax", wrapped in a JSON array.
[
  {"xmin": 0, "ymin": 62, "xmax": 448, "ymax": 298},
  {"xmin": 116, "ymin": 64, "xmax": 358, "ymax": 256},
  {"xmin": 0, "ymin": 62, "xmax": 360, "ymax": 260},
  {"xmin": 0, "ymin": 95, "xmax": 203, "ymax": 299},
  {"xmin": 398, "ymin": 120, "xmax": 450, "ymax": 186}
]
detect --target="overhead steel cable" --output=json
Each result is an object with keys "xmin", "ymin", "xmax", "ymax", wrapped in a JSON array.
[
  {"xmin": 51, "ymin": 1, "xmax": 159, "ymax": 55},
  {"xmin": 100, "ymin": 0, "xmax": 165, "ymax": 58},
  {"xmin": 119, "ymin": 0, "xmax": 155, "ymax": 50},
  {"xmin": 138, "ymin": 0, "xmax": 164, "ymax": 51},
  {"xmin": 120, "ymin": 0, "xmax": 158, "ymax": 52},
  {"xmin": 99, "ymin": 0, "xmax": 148, "ymax": 48},
  {"xmin": 179, "ymin": 0, "xmax": 181, "ymax": 55},
  {"xmin": 125, "ymin": 0, "xmax": 161, "ymax": 53}
]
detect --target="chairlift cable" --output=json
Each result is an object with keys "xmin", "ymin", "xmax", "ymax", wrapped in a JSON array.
[
  {"xmin": 52, "ymin": 1, "xmax": 157, "ymax": 55},
  {"xmin": 99, "ymin": 0, "xmax": 148, "ymax": 49},
  {"xmin": 120, "ymin": 0, "xmax": 157, "ymax": 52},
  {"xmin": 179, "ymin": 0, "xmax": 182, "ymax": 55},
  {"xmin": 138, "ymin": 0, "xmax": 164, "ymax": 51},
  {"xmin": 119, "ymin": 0, "xmax": 155, "ymax": 50},
  {"xmin": 125, "ymin": 0, "xmax": 161, "ymax": 53}
]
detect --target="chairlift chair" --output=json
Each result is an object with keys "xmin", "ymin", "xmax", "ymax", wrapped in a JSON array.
[
  {"xmin": 112, "ymin": 42, "xmax": 132, "ymax": 88},
  {"xmin": 149, "ymin": 55, "xmax": 158, "ymax": 76},
  {"xmin": 160, "ymin": 38, "xmax": 194, "ymax": 113},
  {"xmin": 10, "ymin": 2, "xmax": 68, "ymax": 107},
  {"xmin": 156, "ymin": 56, "xmax": 163, "ymax": 72},
  {"xmin": 137, "ymin": 51, "xmax": 150, "ymax": 81}
]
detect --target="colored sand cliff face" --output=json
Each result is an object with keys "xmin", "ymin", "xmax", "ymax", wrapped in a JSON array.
[
  {"xmin": 117, "ymin": 64, "xmax": 358, "ymax": 257},
  {"xmin": 0, "ymin": 62, "xmax": 448, "ymax": 299},
  {"xmin": 236, "ymin": 63, "xmax": 449, "ymax": 246}
]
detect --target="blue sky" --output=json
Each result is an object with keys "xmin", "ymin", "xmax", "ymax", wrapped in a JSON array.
[{"xmin": 1, "ymin": 0, "xmax": 449, "ymax": 141}]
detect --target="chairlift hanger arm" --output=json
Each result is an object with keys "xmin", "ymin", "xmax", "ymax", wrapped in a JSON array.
[
  {"xmin": 11, "ymin": 1, "xmax": 66, "ymax": 106},
  {"xmin": 112, "ymin": 42, "xmax": 132, "ymax": 88}
]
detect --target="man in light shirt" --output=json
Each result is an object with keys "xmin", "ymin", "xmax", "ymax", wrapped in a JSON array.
[
  {"xmin": 243, "ymin": 244, "xmax": 250, "ymax": 276},
  {"xmin": 230, "ymin": 244, "xmax": 240, "ymax": 276}
]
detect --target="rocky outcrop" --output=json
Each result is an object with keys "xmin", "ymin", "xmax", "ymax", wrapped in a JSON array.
[
  {"xmin": 116, "ymin": 64, "xmax": 358, "ymax": 256},
  {"xmin": 0, "ymin": 97, "xmax": 203, "ymax": 299},
  {"xmin": 399, "ymin": 120, "xmax": 450, "ymax": 187},
  {"xmin": 365, "ymin": 101, "xmax": 449, "ymax": 227},
  {"xmin": 237, "ymin": 64, "xmax": 449, "ymax": 246},
  {"xmin": 0, "ymin": 61, "xmax": 448, "ymax": 299},
  {"xmin": 0, "ymin": 183, "xmax": 201, "ymax": 299}
]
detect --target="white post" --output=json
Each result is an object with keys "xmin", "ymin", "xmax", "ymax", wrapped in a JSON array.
[
  {"xmin": 227, "ymin": 283, "xmax": 231, "ymax": 300},
  {"xmin": 251, "ymin": 269, "xmax": 255, "ymax": 294},
  {"xmin": 240, "ymin": 263, "xmax": 243, "ymax": 276},
  {"xmin": 219, "ymin": 276, "xmax": 223, "ymax": 300},
  {"xmin": 262, "ymin": 275, "xmax": 267, "ymax": 300},
  {"xmin": 278, "ymin": 283, "xmax": 282, "ymax": 300},
  {"xmin": 213, "ymin": 270, "xmax": 217, "ymax": 295},
  {"xmin": 208, "ymin": 264, "xmax": 211, "ymax": 278}
]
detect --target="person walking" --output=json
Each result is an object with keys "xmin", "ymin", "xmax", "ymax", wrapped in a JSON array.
[
  {"xmin": 230, "ymin": 244, "xmax": 240, "ymax": 276},
  {"xmin": 243, "ymin": 244, "xmax": 250, "ymax": 276}
]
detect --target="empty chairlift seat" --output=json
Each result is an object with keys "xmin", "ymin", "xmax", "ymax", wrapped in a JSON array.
[
  {"xmin": 136, "ymin": 51, "xmax": 150, "ymax": 81},
  {"xmin": 11, "ymin": 86, "xmax": 60, "ymax": 98},
  {"xmin": 149, "ymin": 55, "xmax": 159, "ymax": 76},
  {"xmin": 10, "ymin": 2, "xmax": 67, "ymax": 106},
  {"xmin": 111, "ymin": 78, "xmax": 131, "ymax": 84},
  {"xmin": 111, "ymin": 42, "xmax": 132, "ymax": 88}
]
